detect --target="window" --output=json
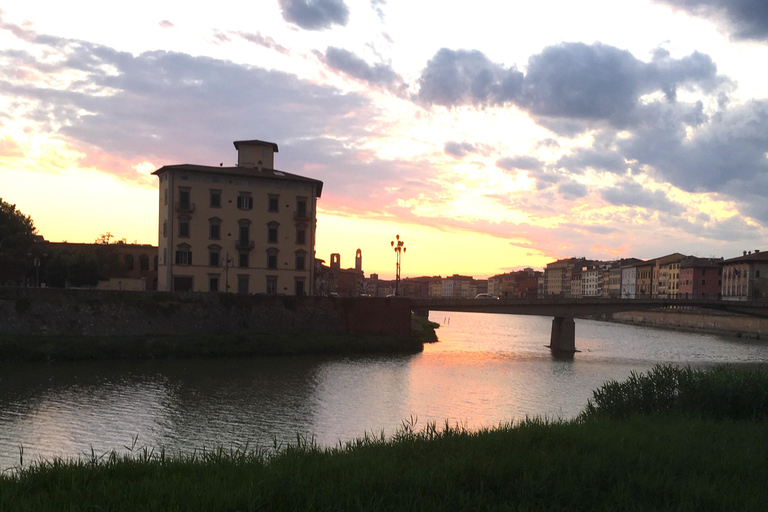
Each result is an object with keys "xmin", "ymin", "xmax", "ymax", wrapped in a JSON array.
[
  {"xmin": 240, "ymin": 225, "xmax": 250, "ymax": 243},
  {"xmin": 163, "ymin": 220, "xmax": 167, "ymax": 238},
  {"xmin": 173, "ymin": 276, "xmax": 193, "ymax": 292},
  {"xmin": 702, "ymin": 269, "xmax": 706, "ymax": 276},
  {"xmin": 237, "ymin": 193, "xmax": 253, "ymax": 210},
  {"xmin": 209, "ymin": 218, "xmax": 221, "ymax": 240},
  {"xmin": 175, "ymin": 245, "xmax": 192, "ymax": 265},
  {"xmin": 209, "ymin": 248, "xmax": 220, "ymax": 267},
  {"xmin": 178, "ymin": 218, "xmax": 190, "ymax": 238},
  {"xmin": 702, "ymin": 279, "xmax": 706, "ymax": 286},
  {"xmin": 239, "ymin": 252, "xmax": 249, "ymax": 268},
  {"xmin": 268, "ymin": 221, "xmax": 279, "ymax": 243},
  {"xmin": 209, "ymin": 275, "xmax": 219, "ymax": 292},
  {"xmin": 294, "ymin": 277, "xmax": 305, "ymax": 296},
  {"xmin": 178, "ymin": 188, "xmax": 191, "ymax": 210},
  {"xmin": 295, "ymin": 250, "xmax": 306, "ymax": 271},
  {"xmin": 268, "ymin": 194, "xmax": 279, "ymax": 212},
  {"xmin": 267, "ymin": 248, "xmax": 278, "ymax": 269},
  {"xmin": 237, "ymin": 275, "xmax": 249, "ymax": 294},
  {"xmin": 757, "ymin": 270, "xmax": 761, "ymax": 278},
  {"xmin": 296, "ymin": 226, "xmax": 306, "ymax": 245},
  {"xmin": 164, "ymin": 188, "xmax": 168, "ymax": 205},
  {"xmin": 210, "ymin": 189, "xmax": 221, "ymax": 208},
  {"xmin": 139, "ymin": 254, "xmax": 149, "ymax": 271},
  {"xmin": 296, "ymin": 197, "xmax": 307, "ymax": 218},
  {"xmin": 266, "ymin": 276, "xmax": 277, "ymax": 295},
  {"xmin": 125, "ymin": 254, "xmax": 135, "ymax": 270}
]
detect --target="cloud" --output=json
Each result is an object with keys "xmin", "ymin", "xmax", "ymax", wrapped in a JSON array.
[
  {"xmin": 158, "ymin": 20, "xmax": 174, "ymax": 29},
  {"xmin": 601, "ymin": 179, "xmax": 685, "ymax": 215},
  {"xmin": 444, "ymin": 141, "xmax": 477, "ymax": 158},
  {"xmin": 416, "ymin": 42, "xmax": 724, "ymax": 132},
  {"xmin": 495, "ymin": 155, "xmax": 544, "ymax": 172},
  {"xmin": 653, "ymin": 0, "xmax": 768, "ymax": 42},
  {"xmin": 557, "ymin": 181, "xmax": 588, "ymax": 199},
  {"xmin": 232, "ymin": 31, "xmax": 291, "ymax": 55},
  {"xmin": 416, "ymin": 48, "xmax": 523, "ymax": 107},
  {"xmin": 278, "ymin": 0, "xmax": 349, "ymax": 30},
  {"xmin": 321, "ymin": 47, "xmax": 405, "ymax": 93},
  {"xmin": 555, "ymin": 148, "xmax": 628, "ymax": 175}
]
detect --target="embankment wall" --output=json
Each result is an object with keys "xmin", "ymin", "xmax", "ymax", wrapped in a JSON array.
[
  {"xmin": 610, "ymin": 310, "xmax": 766, "ymax": 338},
  {"xmin": 0, "ymin": 288, "xmax": 411, "ymax": 338}
]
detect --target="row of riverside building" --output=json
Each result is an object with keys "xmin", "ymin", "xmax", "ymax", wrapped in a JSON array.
[
  {"xmin": 540, "ymin": 251, "xmax": 768, "ymax": 301},
  {"xmin": 22, "ymin": 139, "xmax": 767, "ymax": 301},
  {"xmin": 354, "ymin": 251, "xmax": 767, "ymax": 301}
]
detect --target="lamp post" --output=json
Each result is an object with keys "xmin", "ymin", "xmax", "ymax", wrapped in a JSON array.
[{"xmin": 390, "ymin": 234, "xmax": 406, "ymax": 296}]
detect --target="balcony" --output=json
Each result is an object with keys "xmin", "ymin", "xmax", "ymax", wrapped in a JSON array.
[
  {"xmin": 175, "ymin": 202, "xmax": 196, "ymax": 213},
  {"xmin": 236, "ymin": 239, "xmax": 255, "ymax": 251},
  {"xmin": 293, "ymin": 210, "xmax": 311, "ymax": 221}
]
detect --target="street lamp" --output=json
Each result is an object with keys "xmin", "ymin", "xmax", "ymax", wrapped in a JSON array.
[{"xmin": 390, "ymin": 234, "xmax": 406, "ymax": 296}]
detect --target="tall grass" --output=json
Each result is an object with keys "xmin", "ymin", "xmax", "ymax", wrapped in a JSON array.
[{"xmin": 580, "ymin": 364, "xmax": 768, "ymax": 421}]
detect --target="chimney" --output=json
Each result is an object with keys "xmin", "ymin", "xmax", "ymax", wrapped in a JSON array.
[
  {"xmin": 756, "ymin": 249, "xmax": 761, "ymax": 254},
  {"xmin": 744, "ymin": 251, "xmax": 747, "ymax": 256}
]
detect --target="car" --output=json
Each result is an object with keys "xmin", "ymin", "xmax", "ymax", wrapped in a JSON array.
[{"xmin": 474, "ymin": 293, "xmax": 498, "ymax": 300}]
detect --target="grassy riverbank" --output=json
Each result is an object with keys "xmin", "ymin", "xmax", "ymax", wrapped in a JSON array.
[
  {"xmin": 2, "ymin": 365, "xmax": 767, "ymax": 511},
  {"xmin": 0, "ymin": 315, "xmax": 439, "ymax": 362}
]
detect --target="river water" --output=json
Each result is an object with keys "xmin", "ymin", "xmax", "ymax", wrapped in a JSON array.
[{"xmin": 1, "ymin": 312, "xmax": 766, "ymax": 471}]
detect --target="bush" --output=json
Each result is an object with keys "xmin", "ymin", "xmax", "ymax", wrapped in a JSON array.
[{"xmin": 580, "ymin": 364, "xmax": 768, "ymax": 421}]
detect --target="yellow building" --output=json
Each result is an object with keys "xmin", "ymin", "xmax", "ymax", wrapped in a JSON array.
[{"xmin": 152, "ymin": 140, "xmax": 323, "ymax": 294}]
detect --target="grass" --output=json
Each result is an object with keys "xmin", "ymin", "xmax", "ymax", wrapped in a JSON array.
[{"xmin": 1, "ymin": 364, "xmax": 767, "ymax": 511}]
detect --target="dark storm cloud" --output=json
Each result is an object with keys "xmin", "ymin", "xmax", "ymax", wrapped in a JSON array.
[
  {"xmin": 322, "ymin": 47, "xmax": 405, "ymax": 93},
  {"xmin": 416, "ymin": 48, "xmax": 524, "ymax": 107},
  {"xmin": 601, "ymin": 180, "xmax": 685, "ymax": 215},
  {"xmin": 278, "ymin": 0, "xmax": 349, "ymax": 30},
  {"xmin": 495, "ymin": 155, "xmax": 544, "ymax": 172},
  {"xmin": 653, "ymin": 0, "xmax": 768, "ymax": 41},
  {"xmin": 444, "ymin": 141, "xmax": 477, "ymax": 158}
]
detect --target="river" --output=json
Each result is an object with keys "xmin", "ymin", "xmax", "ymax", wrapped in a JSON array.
[{"xmin": 1, "ymin": 312, "xmax": 766, "ymax": 471}]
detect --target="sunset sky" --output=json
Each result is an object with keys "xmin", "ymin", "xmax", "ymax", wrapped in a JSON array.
[{"xmin": 1, "ymin": 0, "xmax": 767, "ymax": 279}]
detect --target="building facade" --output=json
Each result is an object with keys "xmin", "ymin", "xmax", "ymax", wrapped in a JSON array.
[
  {"xmin": 153, "ymin": 140, "xmax": 323, "ymax": 294},
  {"xmin": 721, "ymin": 250, "xmax": 768, "ymax": 300}
]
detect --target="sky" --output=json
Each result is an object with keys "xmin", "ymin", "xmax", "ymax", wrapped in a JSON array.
[{"xmin": 1, "ymin": 0, "xmax": 767, "ymax": 280}]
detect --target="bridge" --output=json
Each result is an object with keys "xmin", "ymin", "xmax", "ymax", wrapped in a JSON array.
[{"xmin": 409, "ymin": 297, "xmax": 768, "ymax": 353}]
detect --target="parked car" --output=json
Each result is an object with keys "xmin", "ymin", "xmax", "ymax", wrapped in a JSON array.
[{"xmin": 474, "ymin": 293, "xmax": 498, "ymax": 300}]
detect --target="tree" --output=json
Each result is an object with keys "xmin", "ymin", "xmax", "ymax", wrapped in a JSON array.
[{"xmin": 0, "ymin": 198, "xmax": 38, "ymax": 286}]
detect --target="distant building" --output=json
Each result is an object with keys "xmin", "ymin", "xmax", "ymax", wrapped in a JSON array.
[
  {"xmin": 679, "ymin": 256, "xmax": 723, "ymax": 299},
  {"xmin": 152, "ymin": 140, "xmax": 322, "ymax": 294},
  {"xmin": 316, "ymin": 250, "xmax": 364, "ymax": 296},
  {"xmin": 721, "ymin": 250, "xmax": 768, "ymax": 300}
]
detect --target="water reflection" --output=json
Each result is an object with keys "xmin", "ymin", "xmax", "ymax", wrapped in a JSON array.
[{"xmin": 1, "ymin": 312, "xmax": 767, "ymax": 471}]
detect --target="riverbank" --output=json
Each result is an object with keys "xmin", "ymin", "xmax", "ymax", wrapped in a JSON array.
[
  {"xmin": 0, "ymin": 315, "xmax": 439, "ymax": 362},
  {"xmin": 608, "ymin": 309, "xmax": 766, "ymax": 339},
  {"xmin": 2, "ymin": 365, "xmax": 766, "ymax": 511}
]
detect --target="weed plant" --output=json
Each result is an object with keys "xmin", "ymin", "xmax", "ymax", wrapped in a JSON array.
[{"xmin": 580, "ymin": 364, "xmax": 768, "ymax": 421}]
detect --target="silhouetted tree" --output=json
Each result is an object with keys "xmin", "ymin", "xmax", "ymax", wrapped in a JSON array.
[{"xmin": 0, "ymin": 198, "xmax": 38, "ymax": 286}]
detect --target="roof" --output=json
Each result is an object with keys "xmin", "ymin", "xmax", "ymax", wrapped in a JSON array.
[
  {"xmin": 152, "ymin": 164, "xmax": 323, "ymax": 197},
  {"xmin": 233, "ymin": 140, "xmax": 279, "ymax": 152},
  {"xmin": 722, "ymin": 251, "xmax": 768, "ymax": 264}
]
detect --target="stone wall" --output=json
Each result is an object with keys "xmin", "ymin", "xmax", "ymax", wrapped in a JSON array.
[
  {"xmin": 0, "ymin": 288, "xmax": 411, "ymax": 338},
  {"xmin": 611, "ymin": 310, "xmax": 767, "ymax": 338}
]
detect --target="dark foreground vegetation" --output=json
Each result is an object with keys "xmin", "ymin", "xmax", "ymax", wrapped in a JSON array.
[
  {"xmin": 2, "ymin": 364, "xmax": 767, "ymax": 511},
  {"xmin": 0, "ymin": 316, "xmax": 439, "ymax": 362}
]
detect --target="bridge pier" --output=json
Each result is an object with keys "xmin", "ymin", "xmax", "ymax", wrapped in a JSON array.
[{"xmin": 549, "ymin": 316, "xmax": 576, "ymax": 353}]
